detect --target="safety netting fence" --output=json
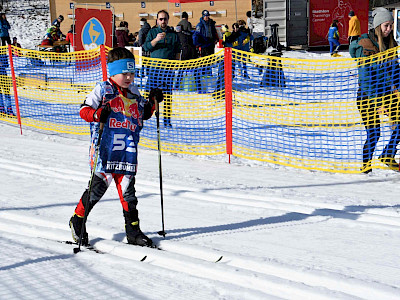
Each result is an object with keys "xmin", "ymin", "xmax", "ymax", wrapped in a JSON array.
[{"xmin": 0, "ymin": 45, "xmax": 399, "ymax": 173}]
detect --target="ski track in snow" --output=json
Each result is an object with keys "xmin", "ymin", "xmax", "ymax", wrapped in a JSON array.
[{"xmin": 1, "ymin": 156, "xmax": 400, "ymax": 299}]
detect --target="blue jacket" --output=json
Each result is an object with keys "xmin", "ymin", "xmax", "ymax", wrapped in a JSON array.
[
  {"xmin": 236, "ymin": 28, "xmax": 253, "ymax": 52},
  {"xmin": 327, "ymin": 26, "xmax": 339, "ymax": 41},
  {"xmin": 349, "ymin": 29, "xmax": 400, "ymax": 102},
  {"xmin": 0, "ymin": 19, "xmax": 10, "ymax": 38},
  {"xmin": 195, "ymin": 17, "xmax": 218, "ymax": 47}
]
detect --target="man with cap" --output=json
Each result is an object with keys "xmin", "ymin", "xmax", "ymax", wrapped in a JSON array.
[
  {"xmin": 194, "ymin": 9, "xmax": 218, "ymax": 58},
  {"xmin": 51, "ymin": 15, "xmax": 65, "ymax": 39},
  {"xmin": 350, "ymin": 7, "xmax": 400, "ymax": 173},
  {"xmin": 348, "ymin": 10, "xmax": 361, "ymax": 44}
]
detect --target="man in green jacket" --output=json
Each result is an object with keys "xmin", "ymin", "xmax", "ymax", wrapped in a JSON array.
[{"xmin": 143, "ymin": 10, "xmax": 180, "ymax": 127}]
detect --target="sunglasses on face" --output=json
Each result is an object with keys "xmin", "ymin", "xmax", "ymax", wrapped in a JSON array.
[{"xmin": 158, "ymin": 18, "xmax": 168, "ymax": 21}]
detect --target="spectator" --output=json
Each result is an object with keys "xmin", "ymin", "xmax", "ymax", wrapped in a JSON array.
[
  {"xmin": 236, "ymin": 20, "xmax": 252, "ymax": 79},
  {"xmin": 177, "ymin": 11, "xmax": 193, "ymax": 32},
  {"xmin": 246, "ymin": 11, "xmax": 254, "ymax": 35},
  {"xmin": 138, "ymin": 18, "xmax": 151, "ymax": 77},
  {"xmin": 138, "ymin": 18, "xmax": 151, "ymax": 47},
  {"xmin": 143, "ymin": 10, "xmax": 180, "ymax": 127},
  {"xmin": 349, "ymin": 7, "xmax": 400, "ymax": 173},
  {"xmin": 12, "ymin": 37, "xmax": 21, "ymax": 48},
  {"xmin": 115, "ymin": 21, "xmax": 130, "ymax": 48},
  {"xmin": 0, "ymin": 54, "xmax": 13, "ymax": 116},
  {"xmin": 348, "ymin": 10, "xmax": 361, "ymax": 44},
  {"xmin": 69, "ymin": 47, "xmax": 163, "ymax": 247},
  {"xmin": 41, "ymin": 26, "xmax": 59, "ymax": 46},
  {"xmin": 65, "ymin": 24, "xmax": 75, "ymax": 48},
  {"xmin": 327, "ymin": 19, "xmax": 341, "ymax": 57},
  {"xmin": 0, "ymin": 13, "xmax": 11, "ymax": 46},
  {"xmin": 195, "ymin": 10, "xmax": 218, "ymax": 57},
  {"xmin": 51, "ymin": 15, "xmax": 65, "ymax": 39},
  {"xmin": 174, "ymin": 25, "xmax": 202, "ymax": 93}
]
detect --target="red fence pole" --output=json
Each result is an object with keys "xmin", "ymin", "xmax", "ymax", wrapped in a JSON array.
[
  {"xmin": 100, "ymin": 44, "xmax": 108, "ymax": 81},
  {"xmin": 224, "ymin": 47, "xmax": 233, "ymax": 163},
  {"xmin": 8, "ymin": 45, "xmax": 22, "ymax": 135}
]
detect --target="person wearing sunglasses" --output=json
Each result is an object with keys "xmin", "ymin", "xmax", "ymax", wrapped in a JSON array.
[{"xmin": 143, "ymin": 10, "xmax": 180, "ymax": 127}]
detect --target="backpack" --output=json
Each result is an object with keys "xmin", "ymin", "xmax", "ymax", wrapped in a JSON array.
[{"xmin": 253, "ymin": 36, "xmax": 266, "ymax": 54}]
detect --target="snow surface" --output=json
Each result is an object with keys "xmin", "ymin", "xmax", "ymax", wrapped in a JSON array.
[
  {"xmin": 1, "ymin": 2, "xmax": 400, "ymax": 299},
  {"xmin": 2, "ymin": 116, "xmax": 400, "ymax": 300}
]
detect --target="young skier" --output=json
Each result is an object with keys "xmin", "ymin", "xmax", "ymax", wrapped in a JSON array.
[{"xmin": 69, "ymin": 47, "xmax": 163, "ymax": 247}]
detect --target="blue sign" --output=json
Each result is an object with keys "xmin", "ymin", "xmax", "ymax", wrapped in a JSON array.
[
  {"xmin": 210, "ymin": 1, "xmax": 214, "ymax": 6},
  {"xmin": 70, "ymin": 2, "xmax": 74, "ymax": 9},
  {"xmin": 141, "ymin": 2, "xmax": 146, "ymax": 8},
  {"xmin": 175, "ymin": 3, "xmax": 180, "ymax": 7},
  {"xmin": 81, "ymin": 18, "xmax": 106, "ymax": 50},
  {"xmin": 106, "ymin": 2, "xmax": 110, "ymax": 9}
]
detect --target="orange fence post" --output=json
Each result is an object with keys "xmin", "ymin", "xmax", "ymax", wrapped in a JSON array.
[
  {"xmin": 224, "ymin": 47, "xmax": 233, "ymax": 163},
  {"xmin": 100, "ymin": 44, "xmax": 108, "ymax": 81},
  {"xmin": 8, "ymin": 44, "xmax": 22, "ymax": 135}
]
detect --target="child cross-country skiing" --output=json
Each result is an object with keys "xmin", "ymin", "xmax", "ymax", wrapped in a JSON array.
[{"xmin": 69, "ymin": 47, "xmax": 164, "ymax": 247}]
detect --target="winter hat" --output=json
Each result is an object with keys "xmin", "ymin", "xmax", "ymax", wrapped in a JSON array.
[
  {"xmin": 182, "ymin": 11, "xmax": 188, "ymax": 19},
  {"xmin": 202, "ymin": 10, "xmax": 210, "ymax": 17},
  {"xmin": 58, "ymin": 15, "xmax": 64, "ymax": 21},
  {"xmin": 221, "ymin": 24, "xmax": 229, "ymax": 33},
  {"xmin": 373, "ymin": 7, "xmax": 394, "ymax": 28},
  {"xmin": 348, "ymin": 11, "xmax": 355, "ymax": 17}
]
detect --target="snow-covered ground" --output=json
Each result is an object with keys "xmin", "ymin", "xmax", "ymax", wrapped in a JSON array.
[
  {"xmin": 2, "ymin": 117, "xmax": 400, "ymax": 299},
  {"xmin": 1, "ymin": 2, "xmax": 400, "ymax": 299}
]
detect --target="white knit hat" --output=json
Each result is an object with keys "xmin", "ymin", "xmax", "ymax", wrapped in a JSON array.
[{"xmin": 373, "ymin": 7, "xmax": 394, "ymax": 28}]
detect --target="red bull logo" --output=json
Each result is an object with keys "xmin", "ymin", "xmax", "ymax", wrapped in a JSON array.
[{"xmin": 108, "ymin": 95, "xmax": 139, "ymax": 118}]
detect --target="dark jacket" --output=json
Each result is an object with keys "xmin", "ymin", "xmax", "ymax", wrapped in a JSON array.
[
  {"xmin": 349, "ymin": 29, "xmax": 400, "ymax": 102},
  {"xmin": 115, "ymin": 27, "xmax": 130, "ymax": 47},
  {"xmin": 143, "ymin": 26, "xmax": 180, "ymax": 59},
  {"xmin": 177, "ymin": 31, "xmax": 197, "ymax": 60},
  {"xmin": 138, "ymin": 22, "xmax": 151, "ymax": 47},
  {"xmin": 177, "ymin": 19, "xmax": 193, "ymax": 32},
  {"xmin": 0, "ymin": 19, "xmax": 10, "ymax": 38},
  {"xmin": 195, "ymin": 17, "xmax": 218, "ymax": 47}
]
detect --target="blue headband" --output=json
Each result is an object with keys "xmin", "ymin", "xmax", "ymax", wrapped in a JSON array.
[{"xmin": 108, "ymin": 58, "xmax": 136, "ymax": 76}]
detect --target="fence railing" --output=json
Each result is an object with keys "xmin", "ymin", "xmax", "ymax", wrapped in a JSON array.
[{"xmin": 1, "ymin": 44, "xmax": 399, "ymax": 173}]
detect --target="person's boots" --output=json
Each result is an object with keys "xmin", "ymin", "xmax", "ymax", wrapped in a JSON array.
[
  {"xmin": 69, "ymin": 213, "xmax": 89, "ymax": 246},
  {"xmin": 123, "ymin": 210, "xmax": 153, "ymax": 247}
]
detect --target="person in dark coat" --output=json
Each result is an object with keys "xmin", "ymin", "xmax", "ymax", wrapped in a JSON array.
[
  {"xmin": 177, "ymin": 12, "xmax": 193, "ymax": 32},
  {"xmin": 138, "ymin": 18, "xmax": 151, "ymax": 47},
  {"xmin": 194, "ymin": 10, "xmax": 218, "ymax": 57},
  {"xmin": 0, "ymin": 13, "xmax": 11, "ymax": 46},
  {"xmin": 174, "ymin": 25, "xmax": 202, "ymax": 92},
  {"xmin": 115, "ymin": 21, "xmax": 130, "ymax": 48}
]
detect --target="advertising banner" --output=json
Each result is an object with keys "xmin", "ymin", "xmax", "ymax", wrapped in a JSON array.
[
  {"xmin": 309, "ymin": 0, "xmax": 369, "ymax": 46},
  {"xmin": 74, "ymin": 8, "xmax": 113, "ymax": 51}
]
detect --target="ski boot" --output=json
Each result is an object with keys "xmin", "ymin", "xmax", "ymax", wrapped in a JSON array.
[
  {"xmin": 360, "ymin": 160, "xmax": 372, "ymax": 174},
  {"xmin": 124, "ymin": 210, "xmax": 152, "ymax": 247},
  {"xmin": 69, "ymin": 213, "xmax": 89, "ymax": 246}
]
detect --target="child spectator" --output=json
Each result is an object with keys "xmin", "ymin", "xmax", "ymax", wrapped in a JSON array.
[
  {"xmin": 12, "ymin": 37, "xmax": 21, "ymax": 48},
  {"xmin": 327, "ymin": 20, "xmax": 341, "ymax": 57},
  {"xmin": 69, "ymin": 47, "xmax": 164, "ymax": 247}
]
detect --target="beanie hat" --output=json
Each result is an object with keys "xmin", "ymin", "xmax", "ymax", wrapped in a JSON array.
[
  {"xmin": 373, "ymin": 7, "xmax": 394, "ymax": 29},
  {"xmin": 202, "ymin": 10, "xmax": 210, "ymax": 17},
  {"xmin": 348, "ymin": 11, "xmax": 355, "ymax": 17},
  {"xmin": 182, "ymin": 11, "xmax": 188, "ymax": 19}
]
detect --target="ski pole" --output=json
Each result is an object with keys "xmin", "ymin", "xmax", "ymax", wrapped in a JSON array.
[
  {"xmin": 74, "ymin": 122, "xmax": 104, "ymax": 254},
  {"xmin": 155, "ymin": 101, "xmax": 166, "ymax": 238}
]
